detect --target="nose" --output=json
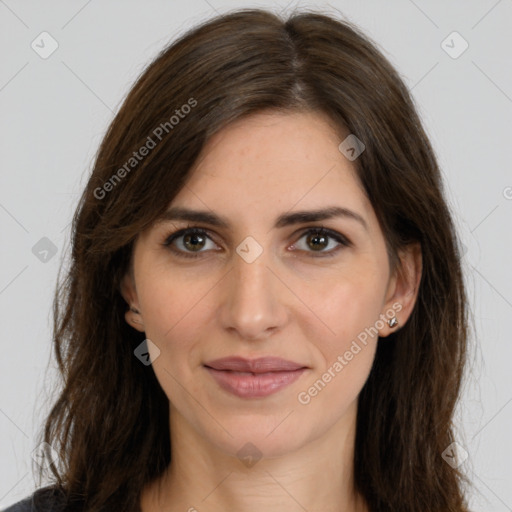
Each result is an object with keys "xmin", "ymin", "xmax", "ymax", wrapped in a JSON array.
[{"xmin": 219, "ymin": 247, "xmax": 289, "ymax": 341}]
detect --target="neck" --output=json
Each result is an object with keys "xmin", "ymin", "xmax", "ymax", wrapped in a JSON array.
[{"xmin": 141, "ymin": 400, "xmax": 368, "ymax": 512}]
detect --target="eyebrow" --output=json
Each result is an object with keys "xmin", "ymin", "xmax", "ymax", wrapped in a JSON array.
[{"xmin": 156, "ymin": 206, "xmax": 368, "ymax": 231}]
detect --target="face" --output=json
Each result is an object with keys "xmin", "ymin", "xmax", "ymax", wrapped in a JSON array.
[{"xmin": 121, "ymin": 110, "xmax": 420, "ymax": 460}]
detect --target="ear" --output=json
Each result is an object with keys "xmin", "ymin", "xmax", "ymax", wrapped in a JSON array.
[
  {"xmin": 120, "ymin": 271, "xmax": 145, "ymax": 333},
  {"xmin": 379, "ymin": 242, "xmax": 422, "ymax": 338}
]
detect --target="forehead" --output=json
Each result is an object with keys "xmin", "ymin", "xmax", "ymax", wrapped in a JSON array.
[{"xmin": 168, "ymin": 111, "xmax": 373, "ymax": 227}]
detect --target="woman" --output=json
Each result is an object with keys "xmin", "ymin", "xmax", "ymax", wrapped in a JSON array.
[{"xmin": 5, "ymin": 7, "xmax": 471, "ymax": 512}]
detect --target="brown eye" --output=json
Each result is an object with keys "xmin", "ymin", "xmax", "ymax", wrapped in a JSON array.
[
  {"xmin": 182, "ymin": 232, "xmax": 207, "ymax": 252},
  {"xmin": 291, "ymin": 228, "xmax": 351, "ymax": 257},
  {"xmin": 163, "ymin": 228, "xmax": 218, "ymax": 258},
  {"xmin": 306, "ymin": 232, "xmax": 329, "ymax": 251}
]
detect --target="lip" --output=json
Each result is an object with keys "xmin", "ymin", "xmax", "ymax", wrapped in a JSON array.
[
  {"xmin": 204, "ymin": 357, "xmax": 308, "ymax": 399},
  {"xmin": 204, "ymin": 356, "xmax": 306, "ymax": 372}
]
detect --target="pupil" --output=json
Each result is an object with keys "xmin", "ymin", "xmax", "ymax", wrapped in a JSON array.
[{"xmin": 184, "ymin": 233, "xmax": 204, "ymax": 251}]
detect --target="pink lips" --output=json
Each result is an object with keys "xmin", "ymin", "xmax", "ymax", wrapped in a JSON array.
[{"xmin": 204, "ymin": 356, "xmax": 308, "ymax": 398}]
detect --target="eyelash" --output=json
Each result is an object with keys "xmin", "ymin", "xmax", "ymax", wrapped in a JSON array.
[{"xmin": 162, "ymin": 226, "xmax": 351, "ymax": 259}]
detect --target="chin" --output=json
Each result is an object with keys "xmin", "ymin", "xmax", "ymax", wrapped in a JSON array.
[{"xmin": 207, "ymin": 415, "xmax": 312, "ymax": 461}]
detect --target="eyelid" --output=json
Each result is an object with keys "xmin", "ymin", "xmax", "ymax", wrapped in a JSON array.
[
  {"xmin": 162, "ymin": 225, "xmax": 352, "ymax": 258},
  {"xmin": 162, "ymin": 227, "xmax": 220, "ymax": 256},
  {"xmin": 291, "ymin": 226, "xmax": 351, "ymax": 249}
]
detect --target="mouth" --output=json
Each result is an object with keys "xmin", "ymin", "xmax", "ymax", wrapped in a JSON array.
[{"xmin": 203, "ymin": 356, "xmax": 309, "ymax": 398}]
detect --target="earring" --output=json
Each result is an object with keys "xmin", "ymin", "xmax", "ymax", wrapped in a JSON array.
[{"xmin": 388, "ymin": 317, "xmax": 398, "ymax": 328}]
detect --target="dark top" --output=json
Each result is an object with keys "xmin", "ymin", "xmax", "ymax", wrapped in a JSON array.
[
  {"xmin": 3, "ymin": 486, "xmax": 67, "ymax": 512},
  {"xmin": 2, "ymin": 496, "xmax": 31, "ymax": 512},
  {"xmin": 2, "ymin": 487, "xmax": 144, "ymax": 512}
]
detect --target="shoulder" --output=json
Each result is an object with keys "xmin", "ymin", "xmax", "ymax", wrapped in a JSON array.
[
  {"xmin": 2, "ymin": 495, "xmax": 32, "ymax": 512},
  {"xmin": 2, "ymin": 485, "xmax": 67, "ymax": 512}
]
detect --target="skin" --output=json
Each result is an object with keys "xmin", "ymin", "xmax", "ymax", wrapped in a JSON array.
[{"xmin": 121, "ymin": 110, "xmax": 422, "ymax": 512}]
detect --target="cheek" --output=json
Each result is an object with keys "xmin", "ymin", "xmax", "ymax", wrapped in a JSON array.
[
  {"xmin": 307, "ymin": 286, "xmax": 380, "ymax": 389},
  {"xmin": 290, "ymin": 264, "xmax": 384, "ymax": 415},
  {"xmin": 137, "ymin": 274, "xmax": 214, "ymax": 403},
  {"xmin": 138, "ymin": 268, "xmax": 214, "ymax": 340},
  {"xmin": 294, "ymin": 261, "xmax": 388, "ymax": 352},
  {"xmin": 294, "ymin": 270, "xmax": 383, "ymax": 415},
  {"xmin": 296, "ymin": 339, "xmax": 376, "ymax": 431},
  {"xmin": 136, "ymin": 269, "xmax": 224, "ymax": 396}
]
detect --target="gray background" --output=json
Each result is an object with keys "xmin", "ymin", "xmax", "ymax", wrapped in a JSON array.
[{"xmin": 1, "ymin": 1, "xmax": 511, "ymax": 510}]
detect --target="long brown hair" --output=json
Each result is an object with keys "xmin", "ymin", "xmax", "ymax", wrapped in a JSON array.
[{"xmin": 34, "ymin": 8, "xmax": 471, "ymax": 511}]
